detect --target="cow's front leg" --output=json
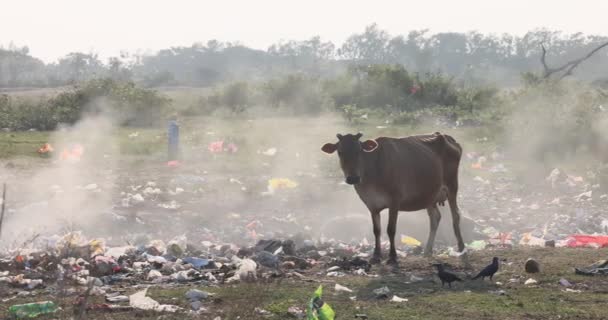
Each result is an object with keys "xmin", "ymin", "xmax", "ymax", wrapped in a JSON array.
[
  {"xmin": 370, "ymin": 209, "xmax": 382, "ymax": 264},
  {"xmin": 386, "ymin": 206, "xmax": 399, "ymax": 265}
]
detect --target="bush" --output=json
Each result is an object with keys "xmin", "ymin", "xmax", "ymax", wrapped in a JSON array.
[
  {"xmin": 263, "ymin": 74, "xmax": 331, "ymax": 115},
  {"xmin": 0, "ymin": 79, "xmax": 171, "ymax": 130}
]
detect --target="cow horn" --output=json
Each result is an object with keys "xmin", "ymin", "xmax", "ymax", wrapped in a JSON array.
[
  {"xmin": 336, "ymin": 134, "xmax": 343, "ymax": 140},
  {"xmin": 355, "ymin": 132, "xmax": 363, "ymax": 139}
]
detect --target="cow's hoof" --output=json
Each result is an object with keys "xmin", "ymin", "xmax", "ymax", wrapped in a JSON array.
[{"xmin": 370, "ymin": 256, "xmax": 382, "ymax": 264}]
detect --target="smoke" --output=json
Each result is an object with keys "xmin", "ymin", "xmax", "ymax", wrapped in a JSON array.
[{"xmin": 0, "ymin": 114, "xmax": 117, "ymax": 246}]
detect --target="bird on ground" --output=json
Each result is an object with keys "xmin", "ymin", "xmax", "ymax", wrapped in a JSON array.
[
  {"xmin": 472, "ymin": 257, "xmax": 500, "ymax": 280},
  {"xmin": 433, "ymin": 263, "xmax": 463, "ymax": 288}
]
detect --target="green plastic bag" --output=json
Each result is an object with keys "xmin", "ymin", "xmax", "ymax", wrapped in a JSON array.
[
  {"xmin": 307, "ymin": 285, "xmax": 335, "ymax": 320},
  {"xmin": 8, "ymin": 301, "xmax": 58, "ymax": 318}
]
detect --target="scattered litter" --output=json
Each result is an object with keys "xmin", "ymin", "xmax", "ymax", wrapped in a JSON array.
[
  {"xmin": 307, "ymin": 285, "xmax": 335, "ymax": 320},
  {"xmin": 373, "ymin": 286, "xmax": 391, "ymax": 299},
  {"xmin": 288, "ymin": 306, "xmax": 305, "ymax": 319},
  {"xmin": 566, "ymin": 235, "xmax": 608, "ymax": 248},
  {"xmin": 575, "ymin": 259, "xmax": 608, "ymax": 276},
  {"xmin": 401, "ymin": 235, "xmax": 421, "ymax": 247},
  {"xmin": 8, "ymin": 301, "xmax": 57, "ymax": 318},
  {"xmin": 185, "ymin": 289, "xmax": 209, "ymax": 301},
  {"xmin": 255, "ymin": 307, "xmax": 272, "ymax": 315},
  {"xmin": 130, "ymin": 288, "xmax": 180, "ymax": 312},
  {"xmin": 559, "ymin": 278, "xmax": 572, "ymax": 287},
  {"xmin": 390, "ymin": 295, "xmax": 408, "ymax": 302},
  {"xmin": 262, "ymin": 148, "xmax": 278, "ymax": 156},
  {"xmin": 106, "ymin": 295, "xmax": 129, "ymax": 303},
  {"xmin": 490, "ymin": 290, "xmax": 507, "ymax": 296},
  {"xmin": 334, "ymin": 284, "xmax": 353, "ymax": 293},
  {"xmin": 266, "ymin": 178, "xmax": 298, "ymax": 194},
  {"xmin": 524, "ymin": 278, "xmax": 538, "ymax": 285}
]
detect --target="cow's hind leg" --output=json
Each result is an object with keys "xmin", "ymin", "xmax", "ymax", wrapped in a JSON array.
[
  {"xmin": 448, "ymin": 189, "xmax": 471, "ymax": 268},
  {"xmin": 424, "ymin": 205, "xmax": 441, "ymax": 257},
  {"xmin": 370, "ymin": 209, "xmax": 382, "ymax": 264},
  {"xmin": 447, "ymin": 191, "xmax": 465, "ymax": 252},
  {"xmin": 387, "ymin": 206, "xmax": 399, "ymax": 265}
]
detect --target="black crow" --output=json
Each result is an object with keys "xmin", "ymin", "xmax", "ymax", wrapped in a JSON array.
[
  {"xmin": 472, "ymin": 257, "xmax": 500, "ymax": 280},
  {"xmin": 433, "ymin": 263, "xmax": 463, "ymax": 288}
]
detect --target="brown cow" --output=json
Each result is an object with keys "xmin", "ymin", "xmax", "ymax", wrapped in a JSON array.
[{"xmin": 321, "ymin": 132, "xmax": 465, "ymax": 265}]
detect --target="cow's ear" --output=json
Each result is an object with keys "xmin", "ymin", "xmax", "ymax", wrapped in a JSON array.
[
  {"xmin": 321, "ymin": 143, "xmax": 338, "ymax": 154},
  {"xmin": 361, "ymin": 139, "xmax": 378, "ymax": 152}
]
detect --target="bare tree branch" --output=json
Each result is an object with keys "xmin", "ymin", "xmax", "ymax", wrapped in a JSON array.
[
  {"xmin": 540, "ymin": 41, "xmax": 608, "ymax": 80},
  {"xmin": 559, "ymin": 41, "xmax": 608, "ymax": 80}
]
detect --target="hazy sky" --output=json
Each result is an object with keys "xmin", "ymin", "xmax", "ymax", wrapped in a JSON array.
[{"xmin": 2, "ymin": 0, "xmax": 607, "ymax": 62}]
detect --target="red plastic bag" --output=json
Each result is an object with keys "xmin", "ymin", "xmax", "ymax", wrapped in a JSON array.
[{"xmin": 566, "ymin": 235, "xmax": 608, "ymax": 248}]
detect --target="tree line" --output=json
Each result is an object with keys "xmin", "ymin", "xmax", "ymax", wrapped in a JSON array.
[{"xmin": 2, "ymin": 24, "xmax": 608, "ymax": 88}]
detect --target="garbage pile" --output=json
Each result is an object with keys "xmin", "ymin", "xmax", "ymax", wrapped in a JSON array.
[{"xmin": 460, "ymin": 150, "xmax": 608, "ymax": 251}]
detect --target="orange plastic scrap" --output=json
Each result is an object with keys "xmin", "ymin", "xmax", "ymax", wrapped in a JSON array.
[
  {"xmin": 471, "ymin": 162, "xmax": 483, "ymax": 169},
  {"xmin": 37, "ymin": 143, "xmax": 54, "ymax": 154}
]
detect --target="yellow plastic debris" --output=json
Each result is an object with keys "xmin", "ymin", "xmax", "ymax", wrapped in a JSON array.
[
  {"xmin": 401, "ymin": 235, "xmax": 421, "ymax": 247},
  {"xmin": 268, "ymin": 178, "xmax": 298, "ymax": 192},
  {"xmin": 89, "ymin": 239, "xmax": 105, "ymax": 257}
]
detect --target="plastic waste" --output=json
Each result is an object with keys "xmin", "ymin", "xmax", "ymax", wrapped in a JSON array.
[
  {"xmin": 255, "ymin": 251, "xmax": 279, "ymax": 268},
  {"xmin": 167, "ymin": 235, "xmax": 187, "ymax": 257},
  {"xmin": 185, "ymin": 289, "xmax": 209, "ymax": 301},
  {"xmin": 106, "ymin": 295, "xmax": 129, "ymax": 303},
  {"xmin": 559, "ymin": 278, "xmax": 572, "ymax": 287},
  {"xmin": 8, "ymin": 301, "xmax": 57, "ymax": 318},
  {"xmin": 183, "ymin": 257, "xmax": 210, "ymax": 269},
  {"xmin": 262, "ymin": 148, "xmax": 278, "ymax": 156},
  {"xmin": 130, "ymin": 288, "xmax": 179, "ymax": 312},
  {"xmin": 37, "ymin": 143, "xmax": 54, "ymax": 156},
  {"xmin": 467, "ymin": 240, "xmax": 487, "ymax": 251},
  {"xmin": 390, "ymin": 295, "xmax": 408, "ymax": 302},
  {"xmin": 373, "ymin": 286, "xmax": 391, "ymax": 299},
  {"xmin": 307, "ymin": 285, "xmax": 335, "ymax": 320},
  {"xmin": 334, "ymin": 284, "xmax": 353, "ymax": 293},
  {"xmin": 566, "ymin": 235, "xmax": 608, "ymax": 248},
  {"xmin": 147, "ymin": 270, "xmax": 162, "ymax": 281},
  {"xmin": 144, "ymin": 254, "xmax": 167, "ymax": 265},
  {"xmin": 400, "ymin": 235, "xmax": 421, "ymax": 247},
  {"xmin": 288, "ymin": 306, "xmax": 305, "ymax": 318},
  {"xmin": 519, "ymin": 233, "xmax": 545, "ymax": 247},
  {"xmin": 575, "ymin": 259, "xmax": 608, "ymax": 276},
  {"xmin": 267, "ymin": 178, "xmax": 298, "ymax": 194},
  {"xmin": 236, "ymin": 258, "xmax": 257, "ymax": 281}
]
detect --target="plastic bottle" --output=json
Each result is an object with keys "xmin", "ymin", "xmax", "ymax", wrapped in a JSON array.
[{"xmin": 8, "ymin": 301, "xmax": 58, "ymax": 318}]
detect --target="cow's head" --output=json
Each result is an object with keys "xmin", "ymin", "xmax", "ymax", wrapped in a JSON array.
[{"xmin": 321, "ymin": 133, "xmax": 378, "ymax": 185}]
